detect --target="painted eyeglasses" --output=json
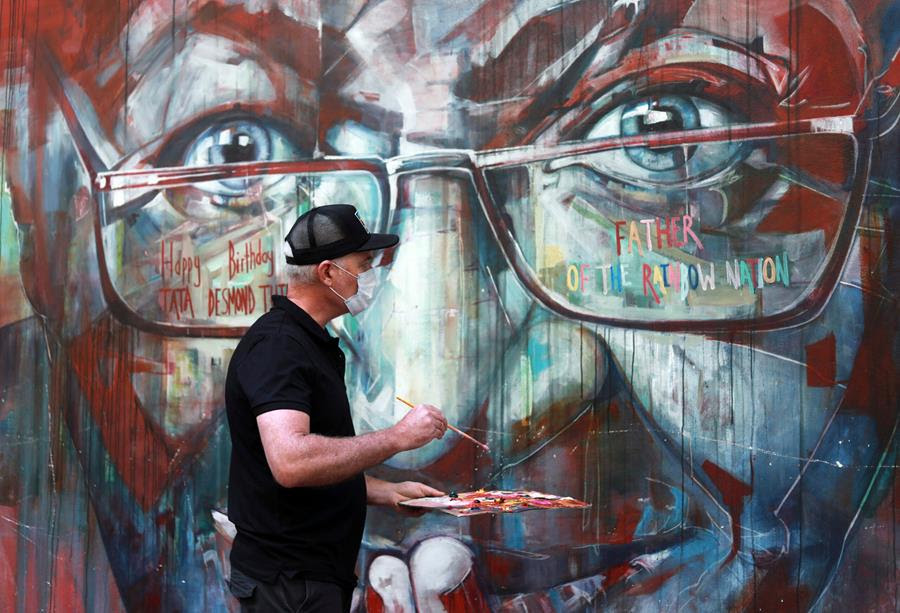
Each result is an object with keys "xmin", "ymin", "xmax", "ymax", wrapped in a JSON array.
[{"xmin": 43, "ymin": 46, "xmax": 899, "ymax": 337}]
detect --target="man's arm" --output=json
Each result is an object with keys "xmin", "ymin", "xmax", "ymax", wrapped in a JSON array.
[{"xmin": 257, "ymin": 403, "xmax": 446, "ymax": 488}]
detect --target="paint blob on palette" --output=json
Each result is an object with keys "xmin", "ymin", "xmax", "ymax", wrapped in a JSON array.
[{"xmin": 399, "ymin": 489, "xmax": 591, "ymax": 516}]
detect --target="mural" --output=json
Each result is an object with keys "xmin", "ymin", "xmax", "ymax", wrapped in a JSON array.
[{"xmin": 1, "ymin": 0, "xmax": 898, "ymax": 611}]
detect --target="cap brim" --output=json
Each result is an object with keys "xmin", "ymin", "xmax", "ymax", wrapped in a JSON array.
[{"xmin": 355, "ymin": 233, "xmax": 399, "ymax": 252}]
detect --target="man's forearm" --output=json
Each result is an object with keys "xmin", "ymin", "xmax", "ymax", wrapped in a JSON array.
[{"xmin": 272, "ymin": 428, "xmax": 401, "ymax": 488}]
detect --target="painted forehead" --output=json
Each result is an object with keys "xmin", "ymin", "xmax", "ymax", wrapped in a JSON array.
[
  {"xmin": 46, "ymin": 0, "xmax": 869, "ymax": 78},
  {"xmin": 41, "ymin": 0, "xmax": 870, "ymax": 157}
]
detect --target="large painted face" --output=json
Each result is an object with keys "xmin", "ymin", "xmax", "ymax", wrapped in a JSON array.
[{"xmin": 1, "ymin": 0, "xmax": 897, "ymax": 610}]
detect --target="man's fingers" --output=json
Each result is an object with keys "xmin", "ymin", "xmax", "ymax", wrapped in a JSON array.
[
  {"xmin": 420, "ymin": 485, "xmax": 444, "ymax": 497},
  {"xmin": 424, "ymin": 408, "xmax": 448, "ymax": 429}
]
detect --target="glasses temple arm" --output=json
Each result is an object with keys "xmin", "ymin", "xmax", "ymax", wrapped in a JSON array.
[
  {"xmin": 472, "ymin": 116, "xmax": 862, "ymax": 169},
  {"xmin": 35, "ymin": 44, "xmax": 109, "ymax": 181}
]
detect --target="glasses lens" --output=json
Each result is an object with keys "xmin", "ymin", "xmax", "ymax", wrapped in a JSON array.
[
  {"xmin": 97, "ymin": 169, "xmax": 383, "ymax": 328},
  {"xmin": 483, "ymin": 132, "xmax": 858, "ymax": 323}
]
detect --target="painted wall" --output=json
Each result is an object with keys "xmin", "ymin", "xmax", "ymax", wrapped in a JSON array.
[{"xmin": 0, "ymin": 1, "xmax": 897, "ymax": 611}]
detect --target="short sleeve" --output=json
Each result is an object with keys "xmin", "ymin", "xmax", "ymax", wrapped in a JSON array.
[{"xmin": 236, "ymin": 334, "xmax": 314, "ymax": 417}]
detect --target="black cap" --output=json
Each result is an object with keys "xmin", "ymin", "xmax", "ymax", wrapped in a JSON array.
[{"xmin": 284, "ymin": 204, "xmax": 399, "ymax": 265}]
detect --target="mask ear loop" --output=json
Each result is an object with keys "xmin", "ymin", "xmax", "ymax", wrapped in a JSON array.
[
  {"xmin": 329, "ymin": 261, "xmax": 359, "ymax": 280},
  {"xmin": 324, "ymin": 260, "xmax": 357, "ymax": 303}
]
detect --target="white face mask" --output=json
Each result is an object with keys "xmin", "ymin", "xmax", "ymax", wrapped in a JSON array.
[{"xmin": 328, "ymin": 262, "xmax": 377, "ymax": 316}]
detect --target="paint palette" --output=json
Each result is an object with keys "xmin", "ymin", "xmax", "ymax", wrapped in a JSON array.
[{"xmin": 399, "ymin": 489, "xmax": 591, "ymax": 516}]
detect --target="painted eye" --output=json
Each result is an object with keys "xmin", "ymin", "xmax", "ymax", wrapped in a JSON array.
[
  {"xmin": 151, "ymin": 116, "xmax": 309, "ymax": 217},
  {"xmin": 185, "ymin": 120, "xmax": 274, "ymax": 166},
  {"xmin": 178, "ymin": 117, "xmax": 306, "ymax": 196},
  {"xmin": 582, "ymin": 95, "xmax": 745, "ymax": 185}
]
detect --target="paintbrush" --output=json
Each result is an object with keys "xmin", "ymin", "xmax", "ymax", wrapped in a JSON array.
[{"xmin": 395, "ymin": 396, "xmax": 490, "ymax": 452}]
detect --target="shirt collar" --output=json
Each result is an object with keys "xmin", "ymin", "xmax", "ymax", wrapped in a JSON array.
[{"xmin": 272, "ymin": 295, "xmax": 339, "ymax": 346}]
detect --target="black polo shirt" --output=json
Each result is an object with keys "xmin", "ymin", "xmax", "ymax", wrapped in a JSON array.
[{"xmin": 225, "ymin": 295, "xmax": 366, "ymax": 589}]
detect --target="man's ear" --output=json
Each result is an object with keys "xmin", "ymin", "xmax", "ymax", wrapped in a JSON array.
[{"xmin": 316, "ymin": 260, "xmax": 334, "ymax": 286}]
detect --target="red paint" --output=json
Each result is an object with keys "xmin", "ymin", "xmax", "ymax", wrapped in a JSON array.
[
  {"xmin": 775, "ymin": 134, "xmax": 856, "ymax": 187},
  {"xmin": 743, "ymin": 556, "xmax": 812, "ymax": 611},
  {"xmin": 49, "ymin": 548, "xmax": 86, "ymax": 613},
  {"xmin": 600, "ymin": 498, "xmax": 645, "ymax": 589},
  {"xmin": 804, "ymin": 333, "xmax": 837, "ymax": 387},
  {"xmin": 603, "ymin": 561, "xmax": 639, "ymax": 591},
  {"xmin": 624, "ymin": 564, "xmax": 684, "ymax": 596},
  {"xmin": 837, "ymin": 216, "xmax": 896, "ymax": 422},
  {"xmin": 614, "ymin": 220, "xmax": 627, "ymax": 256},
  {"xmin": 0, "ymin": 505, "xmax": 40, "ymax": 611},
  {"xmin": 419, "ymin": 397, "xmax": 492, "ymax": 485},
  {"xmin": 67, "ymin": 322, "xmax": 174, "ymax": 510},
  {"xmin": 607, "ymin": 498, "xmax": 644, "ymax": 546},
  {"xmin": 438, "ymin": 570, "xmax": 490, "ymax": 612},
  {"xmin": 841, "ymin": 286, "xmax": 898, "ymax": 433},
  {"xmin": 642, "ymin": 264, "xmax": 660, "ymax": 304},
  {"xmin": 364, "ymin": 565, "xmax": 488, "ymax": 612},
  {"xmin": 0, "ymin": 506, "xmax": 18, "ymax": 604},
  {"xmin": 756, "ymin": 184, "xmax": 844, "ymax": 247},
  {"xmin": 701, "ymin": 460, "xmax": 752, "ymax": 564},
  {"xmin": 364, "ymin": 586, "xmax": 385, "ymax": 613},
  {"xmin": 772, "ymin": 6, "xmax": 864, "ymax": 113}
]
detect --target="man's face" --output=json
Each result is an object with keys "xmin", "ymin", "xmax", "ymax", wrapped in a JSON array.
[
  {"xmin": 4, "ymin": 0, "xmax": 896, "ymax": 609},
  {"xmin": 338, "ymin": 252, "xmax": 376, "ymax": 277},
  {"xmin": 326, "ymin": 251, "xmax": 376, "ymax": 305}
]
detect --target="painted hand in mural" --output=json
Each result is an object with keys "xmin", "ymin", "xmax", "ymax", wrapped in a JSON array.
[{"xmin": 0, "ymin": 0, "xmax": 897, "ymax": 612}]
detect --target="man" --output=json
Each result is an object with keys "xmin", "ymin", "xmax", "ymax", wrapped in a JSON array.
[{"xmin": 225, "ymin": 204, "xmax": 448, "ymax": 612}]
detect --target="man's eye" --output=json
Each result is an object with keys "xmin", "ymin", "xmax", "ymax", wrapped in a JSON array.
[{"xmin": 581, "ymin": 95, "xmax": 745, "ymax": 184}]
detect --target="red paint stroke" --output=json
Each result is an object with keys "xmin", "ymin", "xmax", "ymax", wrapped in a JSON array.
[
  {"xmin": 458, "ymin": 0, "xmax": 611, "ymax": 103},
  {"xmin": 601, "ymin": 499, "xmax": 645, "ymax": 589},
  {"xmin": 772, "ymin": 6, "xmax": 864, "ymax": 113},
  {"xmin": 836, "ymin": 214, "xmax": 897, "ymax": 435},
  {"xmin": 49, "ymin": 548, "xmax": 86, "ymax": 613},
  {"xmin": 841, "ymin": 302, "xmax": 898, "ymax": 433},
  {"xmin": 739, "ymin": 555, "xmax": 812, "ymax": 611},
  {"xmin": 624, "ymin": 563, "xmax": 684, "ymax": 596},
  {"xmin": 602, "ymin": 561, "xmax": 638, "ymax": 591},
  {"xmin": 421, "ymin": 397, "xmax": 493, "ymax": 481},
  {"xmin": 774, "ymin": 134, "xmax": 856, "ymax": 187},
  {"xmin": 607, "ymin": 498, "xmax": 644, "ymax": 546},
  {"xmin": 701, "ymin": 460, "xmax": 752, "ymax": 564},
  {"xmin": 0, "ymin": 505, "xmax": 38, "ymax": 611},
  {"xmin": 756, "ymin": 184, "xmax": 844, "ymax": 247},
  {"xmin": 364, "ymin": 586, "xmax": 385, "ymax": 613},
  {"xmin": 804, "ymin": 333, "xmax": 837, "ymax": 387},
  {"xmin": 0, "ymin": 506, "xmax": 18, "ymax": 605},
  {"xmin": 67, "ymin": 324, "xmax": 173, "ymax": 510},
  {"xmin": 438, "ymin": 570, "xmax": 490, "ymax": 612}
]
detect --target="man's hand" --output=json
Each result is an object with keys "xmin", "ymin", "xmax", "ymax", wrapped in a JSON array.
[
  {"xmin": 391, "ymin": 404, "xmax": 448, "ymax": 451},
  {"xmin": 366, "ymin": 476, "xmax": 444, "ymax": 515}
]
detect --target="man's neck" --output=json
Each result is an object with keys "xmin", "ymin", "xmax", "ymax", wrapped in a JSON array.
[{"xmin": 286, "ymin": 289, "xmax": 342, "ymax": 328}]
